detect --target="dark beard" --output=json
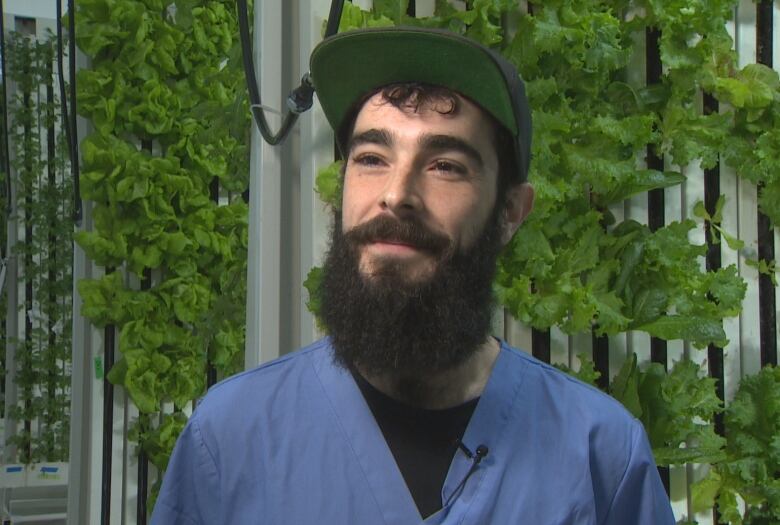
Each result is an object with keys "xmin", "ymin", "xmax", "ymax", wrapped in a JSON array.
[{"xmin": 320, "ymin": 208, "xmax": 504, "ymax": 382}]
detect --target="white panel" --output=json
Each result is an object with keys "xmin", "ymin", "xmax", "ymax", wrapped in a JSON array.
[
  {"xmin": 733, "ymin": 0, "xmax": 762, "ymax": 381},
  {"xmin": 608, "ymin": 333, "xmax": 629, "ymax": 383},
  {"xmin": 298, "ymin": 0, "xmax": 336, "ymax": 347},
  {"xmin": 665, "ymin": 165, "xmax": 683, "ymax": 224},
  {"xmin": 775, "ymin": 225, "xmax": 780, "ymax": 366},
  {"xmin": 720, "ymin": 1, "xmax": 741, "ymax": 401},
  {"xmin": 687, "ymin": 340, "xmax": 714, "ymax": 524},
  {"xmin": 670, "ymin": 464, "xmax": 689, "ymax": 523},
  {"xmin": 569, "ymin": 331, "xmax": 592, "ymax": 372},
  {"xmin": 689, "ymin": 463, "xmax": 716, "ymax": 525},
  {"xmin": 775, "ymin": 2, "xmax": 780, "ymax": 72},
  {"xmin": 87, "ymin": 326, "xmax": 105, "ymax": 525},
  {"xmin": 109, "ymin": 383, "xmax": 126, "ymax": 524},
  {"xmin": 246, "ymin": 0, "xmax": 284, "ymax": 368},
  {"xmin": 720, "ymin": 165, "xmax": 743, "ymax": 402},
  {"xmin": 736, "ymin": 167, "xmax": 762, "ymax": 379},
  {"xmin": 735, "ymin": 0, "xmax": 758, "ymax": 67},
  {"xmin": 65, "ymin": 242, "xmax": 90, "ymax": 525},
  {"xmin": 122, "ymin": 395, "xmax": 140, "ymax": 525},
  {"xmin": 416, "ymin": 0, "xmax": 435, "ymax": 17},
  {"xmin": 624, "ymin": 191, "xmax": 651, "ymax": 367},
  {"xmin": 674, "ymin": 149, "xmax": 707, "ymax": 525},
  {"xmin": 503, "ymin": 314, "xmax": 532, "ymax": 353},
  {"xmin": 550, "ymin": 326, "xmax": 568, "ymax": 365},
  {"xmin": 67, "ymin": 37, "xmax": 100, "ymax": 520},
  {"xmin": 608, "ymin": 202, "xmax": 629, "ymax": 380},
  {"xmin": 624, "ymin": 17, "xmax": 652, "ymax": 370},
  {"xmin": 3, "ymin": 0, "xmax": 64, "ymax": 19},
  {"xmin": 630, "ymin": 330, "xmax": 653, "ymax": 368}
]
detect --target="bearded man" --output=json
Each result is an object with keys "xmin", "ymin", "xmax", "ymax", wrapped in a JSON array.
[{"xmin": 152, "ymin": 27, "xmax": 675, "ymax": 524}]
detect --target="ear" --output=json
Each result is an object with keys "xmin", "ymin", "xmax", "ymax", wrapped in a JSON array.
[{"xmin": 500, "ymin": 183, "xmax": 534, "ymax": 246}]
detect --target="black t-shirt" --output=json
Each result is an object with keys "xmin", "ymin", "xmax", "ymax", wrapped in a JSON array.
[{"xmin": 353, "ymin": 371, "xmax": 479, "ymax": 518}]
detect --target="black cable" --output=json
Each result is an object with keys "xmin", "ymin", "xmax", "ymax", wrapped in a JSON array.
[
  {"xmin": 100, "ymin": 319, "xmax": 115, "ymax": 525},
  {"xmin": 756, "ymin": 0, "xmax": 777, "ymax": 368},
  {"xmin": 137, "ymin": 265, "xmax": 152, "ymax": 525},
  {"xmin": 56, "ymin": 0, "xmax": 75, "ymax": 219},
  {"xmin": 236, "ymin": 0, "xmax": 317, "ymax": 145},
  {"xmin": 444, "ymin": 443, "xmax": 488, "ymax": 507},
  {"xmin": 325, "ymin": 0, "xmax": 346, "ymax": 38},
  {"xmin": 68, "ymin": 0, "xmax": 82, "ymax": 225}
]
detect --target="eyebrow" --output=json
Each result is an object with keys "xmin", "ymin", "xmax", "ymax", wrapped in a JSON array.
[
  {"xmin": 348, "ymin": 128, "xmax": 484, "ymax": 168},
  {"xmin": 347, "ymin": 128, "xmax": 394, "ymax": 153},
  {"xmin": 418, "ymin": 133, "xmax": 484, "ymax": 168}
]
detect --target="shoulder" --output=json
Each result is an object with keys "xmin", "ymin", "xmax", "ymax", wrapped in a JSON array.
[
  {"xmin": 496, "ymin": 340, "xmax": 641, "ymax": 449},
  {"xmin": 193, "ymin": 338, "xmax": 335, "ymax": 426},
  {"xmin": 496, "ymin": 342, "xmax": 672, "ymax": 522}
]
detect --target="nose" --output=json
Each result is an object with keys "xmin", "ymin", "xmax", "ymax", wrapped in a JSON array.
[{"xmin": 379, "ymin": 163, "xmax": 423, "ymax": 216}]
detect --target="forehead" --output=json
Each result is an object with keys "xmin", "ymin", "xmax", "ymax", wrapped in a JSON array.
[{"xmin": 350, "ymin": 91, "xmax": 498, "ymax": 145}]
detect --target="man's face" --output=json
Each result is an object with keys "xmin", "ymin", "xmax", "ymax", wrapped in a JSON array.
[
  {"xmin": 319, "ymin": 90, "xmax": 510, "ymax": 386},
  {"xmin": 341, "ymin": 92, "xmax": 501, "ymax": 285}
]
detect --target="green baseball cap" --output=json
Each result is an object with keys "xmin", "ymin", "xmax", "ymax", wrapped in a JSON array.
[{"xmin": 309, "ymin": 26, "xmax": 532, "ymax": 183}]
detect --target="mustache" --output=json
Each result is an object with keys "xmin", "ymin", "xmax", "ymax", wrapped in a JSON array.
[{"xmin": 343, "ymin": 215, "xmax": 451, "ymax": 255}]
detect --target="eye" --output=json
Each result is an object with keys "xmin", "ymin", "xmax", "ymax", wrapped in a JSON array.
[
  {"xmin": 431, "ymin": 160, "xmax": 467, "ymax": 177},
  {"xmin": 352, "ymin": 153, "xmax": 386, "ymax": 168}
]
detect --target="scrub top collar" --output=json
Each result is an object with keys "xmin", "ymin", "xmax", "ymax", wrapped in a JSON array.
[{"xmin": 311, "ymin": 339, "xmax": 530, "ymax": 524}]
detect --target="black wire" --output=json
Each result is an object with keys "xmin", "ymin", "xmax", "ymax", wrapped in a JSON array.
[
  {"xmin": 236, "ymin": 0, "xmax": 293, "ymax": 144},
  {"xmin": 68, "ymin": 0, "xmax": 82, "ymax": 225},
  {"xmin": 325, "ymin": 0, "xmax": 345, "ymax": 38},
  {"xmin": 444, "ymin": 443, "xmax": 488, "ymax": 507},
  {"xmin": 56, "ymin": 0, "xmax": 73, "ymax": 181},
  {"xmin": 236, "ymin": 0, "xmax": 262, "ymax": 120},
  {"xmin": 235, "ymin": 0, "xmax": 317, "ymax": 145}
]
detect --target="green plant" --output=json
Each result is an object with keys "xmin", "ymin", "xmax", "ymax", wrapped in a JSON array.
[
  {"xmin": 559, "ymin": 353, "xmax": 725, "ymax": 466},
  {"xmin": 610, "ymin": 354, "xmax": 726, "ymax": 466},
  {"xmin": 694, "ymin": 196, "xmax": 745, "ymax": 252},
  {"xmin": 305, "ymin": 3, "xmax": 777, "ymax": 520},
  {"xmin": 553, "ymin": 352, "xmax": 602, "ymax": 386},
  {"xmin": 4, "ymin": 30, "xmax": 73, "ymax": 463},
  {"xmin": 692, "ymin": 366, "xmax": 780, "ymax": 525},
  {"xmin": 74, "ymin": 0, "xmax": 250, "ymax": 509},
  {"xmin": 310, "ymin": 0, "xmax": 748, "ymax": 348}
]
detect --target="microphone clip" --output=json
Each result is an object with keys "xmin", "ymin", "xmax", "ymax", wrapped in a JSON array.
[{"xmin": 445, "ymin": 442, "xmax": 489, "ymax": 507}]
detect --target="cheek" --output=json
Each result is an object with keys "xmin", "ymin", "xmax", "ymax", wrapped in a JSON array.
[
  {"xmin": 443, "ymin": 194, "xmax": 495, "ymax": 248},
  {"xmin": 340, "ymin": 177, "xmax": 368, "ymax": 231}
]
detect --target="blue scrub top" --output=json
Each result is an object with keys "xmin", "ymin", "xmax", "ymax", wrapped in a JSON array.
[{"xmin": 152, "ymin": 338, "xmax": 676, "ymax": 524}]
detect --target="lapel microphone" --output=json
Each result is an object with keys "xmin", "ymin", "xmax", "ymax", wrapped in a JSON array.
[{"xmin": 445, "ymin": 441, "xmax": 489, "ymax": 507}]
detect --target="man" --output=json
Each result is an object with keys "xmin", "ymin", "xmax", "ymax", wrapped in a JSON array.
[{"xmin": 152, "ymin": 27, "xmax": 675, "ymax": 524}]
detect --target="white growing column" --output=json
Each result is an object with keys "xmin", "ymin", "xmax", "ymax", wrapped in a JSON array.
[
  {"xmin": 298, "ymin": 0, "xmax": 335, "ymax": 347},
  {"xmin": 245, "ymin": 0, "xmax": 284, "ymax": 368}
]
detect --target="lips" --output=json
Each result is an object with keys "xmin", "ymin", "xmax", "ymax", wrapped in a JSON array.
[
  {"xmin": 369, "ymin": 238, "xmax": 418, "ymax": 248},
  {"xmin": 366, "ymin": 239, "xmax": 421, "ymax": 255}
]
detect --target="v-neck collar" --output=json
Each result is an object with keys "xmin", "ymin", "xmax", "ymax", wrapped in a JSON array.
[
  {"xmin": 430, "ymin": 341, "xmax": 527, "ymax": 523},
  {"xmin": 311, "ymin": 340, "xmax": 528, "ymax": 525}
]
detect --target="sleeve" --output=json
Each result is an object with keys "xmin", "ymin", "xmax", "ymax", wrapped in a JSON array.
[
  {"xmin": 150, "ymin": 411, "xmax": 221, "ymax": 525},
  {"xmin": 601, "ymin": 420, "xmax": 676, "ymax": 525}
]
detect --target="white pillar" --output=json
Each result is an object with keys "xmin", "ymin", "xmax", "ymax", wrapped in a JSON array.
[
  {"xmin": 245, "ymin": 0, "xmax": 284, "ymax": 368},
  {"xmin": 297, "ymin": 0, "xmax": 335, "ymax": 348}
]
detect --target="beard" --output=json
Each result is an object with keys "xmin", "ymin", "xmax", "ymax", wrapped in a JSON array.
[{"xmin": 320, "ymin": 206, "xmax": 504, "ymax": 383}]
